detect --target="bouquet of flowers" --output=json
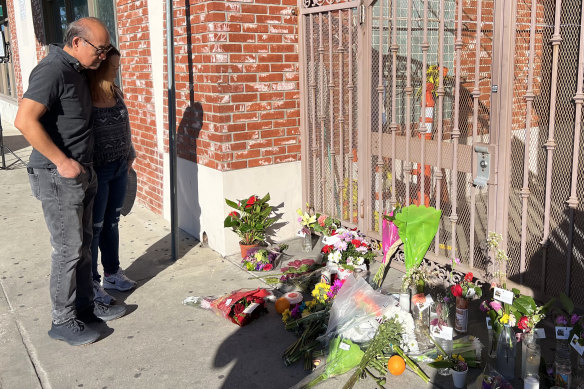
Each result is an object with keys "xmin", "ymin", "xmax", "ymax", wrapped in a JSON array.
[
  {"xmin": 320, "ymin": 228, "xmax": 375, "ymax": 273},
  {"xmin": 241, "ymin": 247, "xmax": 280, "ymax": 272},
  {"xmin": 449, "ymin": 272, "xmax": 483, "ymax": 300},
  {"xmin": 430, "ymin": 293, "xmax": 452, "ymax": 330},
  {"xmin": 184, "ymin": 288, "xmax": 270, "ymax": 326},
  {"xmin": 429, "ymin": 353, "xmax": 473, "ymax": 372},
  {"xmin": 282, "ymin": 280, "xmax": 346, "ymax": 367},
  {"xmin": 296, "ymin": 205, "xmax": 318, "ymax": 235},
  {"xmin": 313, "ymin": 214, "xmax": 340, "ymax": 237}
]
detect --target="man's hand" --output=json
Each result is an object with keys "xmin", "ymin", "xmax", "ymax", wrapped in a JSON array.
[
  {"xmin": 15, "ymin": 98, "xmax": 70, "ymax": 169},
  {"xmin": 57, "ymin": 158, "xmax": 85, "ymax": 178}
]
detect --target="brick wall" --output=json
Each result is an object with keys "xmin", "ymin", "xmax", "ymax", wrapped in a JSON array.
[
  {"xmin": 30, "ymin": 0, "xmax": 48, "ymax": 62},
  {"xmin": 5, "ymin": 0, "xmax": 23, "ymax": 99},
  {"xmin": 173, "ymin": 0, "xmax": 301, "ymax": 171},
  {"xmin": 117, "ymin": 0, "xmax": 164, "ymax": 214}
]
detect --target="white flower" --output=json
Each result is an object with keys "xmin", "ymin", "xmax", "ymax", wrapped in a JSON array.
[
  {"xmin": 466, "ymin": 288, "xmax": 476, "ymax": 298},
  {"xmin": 330, "ymin": 251, "xmax": 342, "ymax": 264},
  {"xmin": 346, "ymin": 257, "xmax": 354, "ymax": 266},
  {"xmin": 354, "ymin": 256, "xmax": 364, "ymax": 266}
]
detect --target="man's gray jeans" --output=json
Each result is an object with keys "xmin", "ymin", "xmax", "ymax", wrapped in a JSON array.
[{"xmin": 28, "ymin": 167, "xmax": 97, "ymax": 324}]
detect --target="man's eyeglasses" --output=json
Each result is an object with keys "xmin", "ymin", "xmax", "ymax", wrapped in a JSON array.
[{"xmin": 81, "ymin": 37, "xmax": 112, "ymax": 56}]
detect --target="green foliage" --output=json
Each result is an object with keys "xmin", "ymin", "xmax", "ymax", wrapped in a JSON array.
[{"xmin": 224, "ymin": 193, "xmax": 276, "ymax": 245}]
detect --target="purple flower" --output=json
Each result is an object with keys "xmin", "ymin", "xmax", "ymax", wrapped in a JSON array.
[
  {"xmin": 556, "ymin": 315, "xmax": 568, "ymax": 326},
  {"xmin": 489, "ymin": 301, "xmax": 502, "ymax": 312},
  {"xmin": 443, "ymin": 296, "xmax": 450, "ymax": 303},
  {"xmin": 454, "ymin": 257, "xmax": 461, "ymax": 265},
  {"xmin": 571, "ymin": 314, "xmax": 581, "ymax": 326},
  {"xmin": 479, "ymin": 301, "xmax": 489, "ymax": 312}
]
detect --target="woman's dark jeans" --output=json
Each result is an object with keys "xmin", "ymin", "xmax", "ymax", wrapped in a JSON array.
[{"xmin": 91, "ymin": 159, "xmax": 128, "ymax": 281}]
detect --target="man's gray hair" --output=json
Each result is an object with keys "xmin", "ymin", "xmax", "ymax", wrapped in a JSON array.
[{"xmin": 64, "ymin": 17, "xmax": 107, "ymax": 47}]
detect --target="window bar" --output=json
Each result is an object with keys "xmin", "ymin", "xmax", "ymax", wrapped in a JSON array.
[
  {"xmin": 338, "ymin": 10, "xmax": 345, "ymax": 222},
  {"xmin": 565, "ymin": 0, "xmax": 584, "ymax": 294},
  {"xmin": 375, "ymin": 0, "xmax": 384, "ymax": 231},
  {"xmin": 434, "ymin": 0, "xmax": 446, "ymax": 254},
  {"xmin": 518, "ymin": 0, "xmax": 538, "ymax": 283},
  {"xmin": 319, "ymin": 13, "xmax": 327, "ymax": 215},
  {"xmin": 348, "ymin": 11, "xmax": 355, "ymax": 224},
  {"xmin": 469, "ymin": 0, "xmax": 484, "ymax": 269},
  {"xmin": 450, "ymin": 0, "xmax": 463, "ymax": 263},
  {"xmin": 309, "ymin": 15, "xmax": 320, "ymax": 211},
  {"xmin": 389, "ymin": 0, "xmax": 398, "ymax": 212},
  {"xmin": 419, "ymin": 0, "xmax": 429, "ymax": 207},
  {"xmin": 405, "ymin": 0, "xmax": 413, "ymax": 206},
  {"xmin": 328, "ymin": 12, "xmax": 337, "ymax": 218},
  {"xmin": 540, "ymin": 0, "xmax": 562, "ymax": 292}
]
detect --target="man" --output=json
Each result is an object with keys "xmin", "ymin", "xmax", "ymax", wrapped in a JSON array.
[{"xmin": 15, "ymin": 17, "xmax": 126, "ymax": 346}]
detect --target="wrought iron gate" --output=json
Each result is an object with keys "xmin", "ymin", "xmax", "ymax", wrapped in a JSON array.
[{"xmin": 300, "ymin": 0, "xmax": 584, "ymax": 305}]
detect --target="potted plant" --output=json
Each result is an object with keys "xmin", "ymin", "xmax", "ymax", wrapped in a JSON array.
[{"xmin": 224, "ymin": 193, "xmax": 276, "ymax": 258}]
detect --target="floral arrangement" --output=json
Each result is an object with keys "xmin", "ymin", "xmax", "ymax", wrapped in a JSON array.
[
  {"xmin": 278, "ymin": 258, "xmax": 320, "ymax": 283},
  {"xmin": 430, "ymin": 294, "xmax": 452, "ymax": 329},
  {"xmin": 320, "ymin": 228, "xmax": 375, "ymax": 270},
  {"xmin": 241, "ymin": 247, "xmax": 280, "ymax": 272},
  {"xmin": 296, "ymin": 205, "xmax": 317, "ymax": 235},
  {"xmin": 485, "ymin": 232, "xmax": 509, "ymax": 284},
  {"xmin": 185, "ymin": 288, "xmax": 270, "ymax": 327},
  {"xmin": 429, "ymin": 353, "xmax": 469, "ymax": 372},
  {"xmin": 313, "ymin": 214, "xmax": 340, "ymax": 237},
  {"xmin": 224, "ymin": 193, "xmax": 275, "ymax": 245},
  {"xmin": 401, "ymin": 262, "xmax": 438, "ymax": 293},
  {"xmin": 449, "ymin": 272, "xmax": 483, "ymax": 300},
  {"xmin": 282, "ymin": 280, "xmax": 345, "ymax": 324}
]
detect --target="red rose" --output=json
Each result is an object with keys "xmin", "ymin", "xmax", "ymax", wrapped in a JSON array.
[
  {"xmin": 264, "ymin": 263, "xmax": 273, "ymax": 271},
  {"xmin": 464, "ymin": 273, "xmax": 474, "ymax": 282},
  {"xmin": 245, "ymin": 195, "xmax": 257, "ymax": 208},
  {"xmin": 518, "ymin": 316, "xmax": 530, "ymax": 331},
  {"xmin": 229, "ymin": 211, "xmax": 239, "ymax": 218},
  {"xmin": 450, "ymin": 284, "xmax": 463, "ymax": 297},
  {"xmin": 233, "ymin": 303, "xmax": 245, "ymax": 315},
  {"xmin": 351, "ymin": 239, "xmax": 361, "ymax": 248}
]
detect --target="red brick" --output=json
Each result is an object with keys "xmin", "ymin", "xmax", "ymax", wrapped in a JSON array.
[
  {"xmin": 249, "ymin": 139, "xmax": 273, "ymax": 149},
  {"xmin": 234, "ymin": 149, "xmax": 261, "ymax": 159},
  {"xmin": 274, "ymin": 136, "xmax": 297, "ymax": 146},
  {"xmin": 248, "ymin": 157, "xmax": 273, "ymax": 167}
]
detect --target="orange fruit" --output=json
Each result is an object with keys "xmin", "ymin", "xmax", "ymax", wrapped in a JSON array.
[
  {"xmin": 275, "ymin": 297, "xmax": 291, "ymax": 314},
  {"xmin": 387, "ymin": 355, "xmax": 406, "ymax": 376}
]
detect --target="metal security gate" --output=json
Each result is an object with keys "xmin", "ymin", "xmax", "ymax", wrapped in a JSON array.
[{"xmin": 300, "ymin": 0, "xmax": 584, "ymax": 305}]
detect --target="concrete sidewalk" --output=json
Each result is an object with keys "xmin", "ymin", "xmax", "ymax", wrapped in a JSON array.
[{"xmin": 1, "ymin": 121, "xmax": 478, "ymax": 389}]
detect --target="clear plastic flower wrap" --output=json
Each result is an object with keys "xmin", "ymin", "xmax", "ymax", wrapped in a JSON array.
[{"xmin": 321, "ymin": 277, "xmax": 419, "ymax": 353}]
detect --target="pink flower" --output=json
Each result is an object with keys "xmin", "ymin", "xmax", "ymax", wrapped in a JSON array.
[
  {"xmin": 318, "ymin": 215, "xmax": 327, "ymax": 227},
  {"xmin": 454, "ymin": 257, "xmax": 461, "ymax": 265},
  {"xmin": 489, "ymin": 301, "xmax": 502, "ymax": 312}
]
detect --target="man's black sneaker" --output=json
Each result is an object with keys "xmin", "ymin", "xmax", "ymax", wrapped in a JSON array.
[
  {"xmin": 48, "ymin": 318, "xmax": 100, "ymax": 346},
  {"xmin": 94, "ymin": 301, "xmax": 127, "ymax": 321}
]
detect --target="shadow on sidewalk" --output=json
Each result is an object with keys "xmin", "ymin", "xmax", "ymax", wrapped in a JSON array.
[{"xmin": 109, "ymin": 229, "xmax": 199, "ymax": 303}]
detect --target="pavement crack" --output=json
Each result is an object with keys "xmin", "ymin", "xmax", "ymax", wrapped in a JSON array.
[{"xmin": 0, "ymin": 279, "xmax": 51, "ymax": 389}]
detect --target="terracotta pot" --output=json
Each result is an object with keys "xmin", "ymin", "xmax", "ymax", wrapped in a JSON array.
[{"xmin": 240, "ymin": 243, "xmax": 259, "ymax": 259}]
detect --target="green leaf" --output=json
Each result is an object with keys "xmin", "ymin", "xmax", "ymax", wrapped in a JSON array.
[
  {"xmin": 560, "ymin": 292, "xmax": 574, "ymax": 314},
  {"xmin": 225, "ymin": 199, "xmax": 239, "ymax": 209},
  {"xmin": 512, "ymin": 288, "xmax": 521, "ymax": 297},
  {"xmin": 428, "ymin": 360, "xmax": 453, "ymax": 369},
  {"xmin": 513, "ymin": 295, "xmax": 536, "ymax": 315}
]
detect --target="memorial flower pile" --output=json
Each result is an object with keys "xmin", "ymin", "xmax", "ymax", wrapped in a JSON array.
[
  {"xmin": 241, "ymin": 247, "xmax": 280, "ymax": 272},
  {"xmin": 320, "ymin": 228, "xmax": 375, "ymax": 270}
]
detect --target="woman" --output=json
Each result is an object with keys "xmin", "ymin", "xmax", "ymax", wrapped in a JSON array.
[{"xmin": 88, "ymin": 47, "xmax": 137, "ymax": 304}]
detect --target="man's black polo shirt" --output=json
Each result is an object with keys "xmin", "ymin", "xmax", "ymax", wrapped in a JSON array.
[{"xmin": 23, "ymin": 44, "xmax": 94, "ymax": 168}]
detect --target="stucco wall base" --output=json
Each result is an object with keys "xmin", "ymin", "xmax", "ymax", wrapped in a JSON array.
[
  {"xmin": 0, "ymin": 97, "xmax": 18, "ymax": 124},
  {"xmin": 177, "ymin": 159, "xmax": 302, "ymax": 256}
]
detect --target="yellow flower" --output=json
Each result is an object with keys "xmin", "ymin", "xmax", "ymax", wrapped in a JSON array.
[
  {"xmin": 435, "ymin": 355, "xmax": 444, "ymax": 361},
  {"xmin": 282, "ymin": 309, "xmax": 290, "ymax": 323},
  {"xmin": 500, "ymin": 313, "xmax": 510, "ymax": 324}
]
